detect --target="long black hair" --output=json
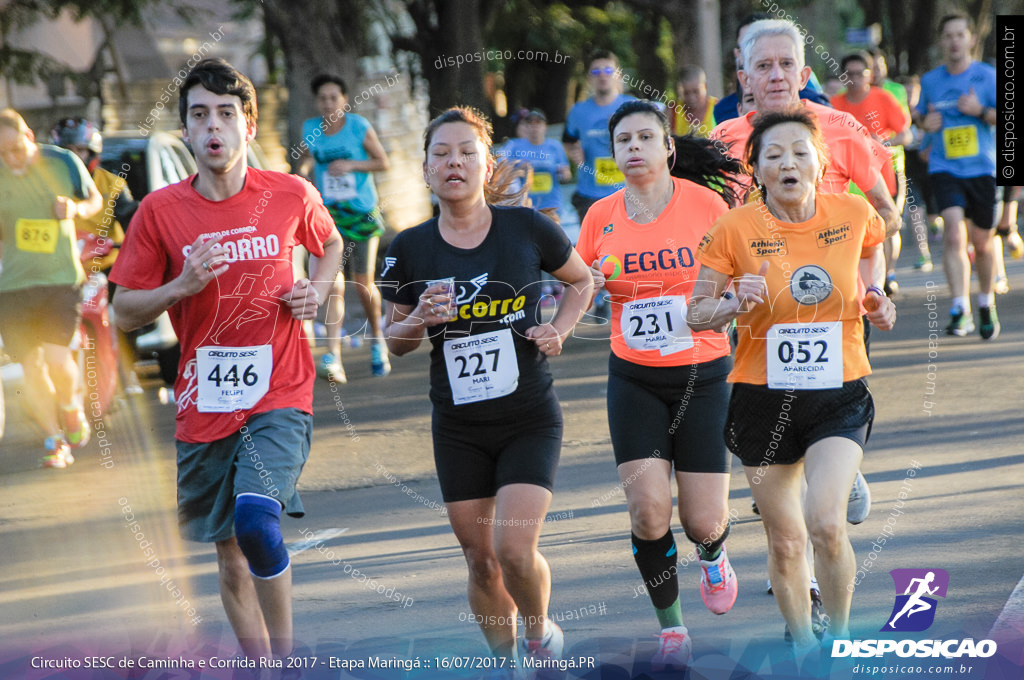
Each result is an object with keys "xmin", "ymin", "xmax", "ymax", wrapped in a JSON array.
[
  {"xmin": 606, "ymin": 99, "xmax": 744, "ymax": 207},
  {"xmin": 670, "ymin": 135, "xmax": 744, "ymax": 207}
]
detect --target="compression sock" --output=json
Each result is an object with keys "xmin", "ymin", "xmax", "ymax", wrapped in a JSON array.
[
  {"xmin": 691, "ymin": 522, "xmax": 731, "ymax": 562},
  {"xmin": 632, "ymin": 530, "xmax": 682, "ymax": 627}
]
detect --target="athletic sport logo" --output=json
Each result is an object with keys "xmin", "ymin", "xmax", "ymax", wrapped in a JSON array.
[
  {"xmin": 882, "ymin": 568, "xmax": 949, "ymax": 632},
  {"xmin": 789, "ymin": 265, "xmax": 832, "ymax": 305},
  {"xmin": 380, "ymin": 256, "xmax": 397, "ymax": 278}
]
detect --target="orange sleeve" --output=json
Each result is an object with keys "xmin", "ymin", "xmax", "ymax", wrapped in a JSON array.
[
  {"xmin": 696, "ymin": 214, "xmax": 736, "ymax": 277},
  {"xmin": 863, "ymin": 199, "xmax": 886, "ymax": 249}
]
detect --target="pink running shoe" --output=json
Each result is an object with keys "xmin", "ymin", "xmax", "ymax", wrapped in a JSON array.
[{"xmin": 699, "ymin": 546, "xmax": 738, "ymax": 614}]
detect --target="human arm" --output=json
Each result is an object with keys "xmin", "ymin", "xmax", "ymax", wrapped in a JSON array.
[
  {"xmin": 328, "ymin": 127, "xmax": 390, "ymax": 175},
  {"xmin": 687, "ymin": 261, "xmax": 767, "ymax": 332},
  {"xmin": 113, "ymin": 235, "xmax": 227, "ymax": 331},
  {"xmin": 280, "ymin": 230, "xmax": 343, "ymax": 319},
  {"xmin": 957, "ymin": 87, "xmax": 996, "ymax": 126},
  {"xmin": 864, "ymin": 175, "xmax": 901, "ymax": 238},
  {"xmin": 525, "ymin": 250, "xmax": 594, "ymax": 356},
  {"xmin": 382, "ymin": 282, "xmax": 454, "ymax": 356},
  {"xmin": 563, "ymin": 140, "xmax": 583, "ymax": 168},
  {"xmin": 859, "ymin": 243, "xmax": 896, "ymax": 330}
]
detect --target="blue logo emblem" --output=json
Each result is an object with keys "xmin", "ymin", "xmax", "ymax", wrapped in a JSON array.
[{"xmin": 881, "ymin": 568, "xmax": 949, "ymax": 632}]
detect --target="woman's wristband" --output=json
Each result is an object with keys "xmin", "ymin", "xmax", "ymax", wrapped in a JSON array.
[{"xmin": 865, "ymin": 285, "xmax": 886, "ymax": 298}]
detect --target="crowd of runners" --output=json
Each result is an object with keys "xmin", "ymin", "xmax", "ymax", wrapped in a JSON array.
[{"xmin": 0, "ymin": 7, "xmax": 1009, "ymax": 677}]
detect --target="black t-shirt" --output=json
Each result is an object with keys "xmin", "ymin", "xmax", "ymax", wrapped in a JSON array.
[{"xmin": 380, "ymin": 205, "xmax": 573, "ymax": 419}]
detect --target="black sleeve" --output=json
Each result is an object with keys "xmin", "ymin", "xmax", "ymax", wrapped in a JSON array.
[
  {"xmin": 531, "ymin": 209, "xmax": 574, "ymax": 274},
  {"xmin": 379, "ymin": 230, "xmax": 417, "ymax": 306}
]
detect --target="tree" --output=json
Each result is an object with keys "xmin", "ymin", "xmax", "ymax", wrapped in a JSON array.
[
  {"xmin": 254, "ymin": 0, "xmax": 367, "ymax": 169},
  {"xmin": 384, "ymin": 0, "xmax": 490, "ymax": 115}
]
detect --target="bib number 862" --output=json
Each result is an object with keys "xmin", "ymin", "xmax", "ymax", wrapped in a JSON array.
[
  {"xmin": 777, "ymin": 339, "xmax": 828, "ymax": 364},
  {"xmin": 207, "ymin": 363, "xmax": 259, "ymax": 387},
  {"xmin": 453, "ymin": 349, "xmax": 500, "ymax": 378}
]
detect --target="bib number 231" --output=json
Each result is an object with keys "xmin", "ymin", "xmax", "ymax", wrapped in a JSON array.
[
  {"xmin": 443, "ymin": 329, "xmax": 519, "ymax": 405},
  {"xmin": 196, "ymin": 345, "xmax": 272, "ymax": 412}
]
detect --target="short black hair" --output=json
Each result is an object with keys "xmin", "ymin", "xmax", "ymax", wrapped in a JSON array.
[
  {"xmin": 179, "ymin": 58, "xmax": 258, "ymax": 128},
  {"xmin": 587, "ymin": 49, "xmax": 619, "ymax": 69},
  {"xmin": 311, "ymin": 74, "xmax": 347, "ymax": 97},
  {"xmin": 939, "ymin": 13, "xmax": 974, "ymax": 35},
  {"xmin": 840, "ymin": 51, "xmax": 872, "ymax": 74}
]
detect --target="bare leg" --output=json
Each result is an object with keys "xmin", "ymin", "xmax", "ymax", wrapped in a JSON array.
[
  {"xmin": 941, "ymin": 206, "xmax": 970, "ymax": 305},
  {"xmin": 493, "ymin": 484, "xmax": 553, "ymax": 640},
  {"xmin": 447, "ymin": 497, "xmax": 519, "ymax": 656},
  {"xmin": 803, "ymin": 437, "xmax": 863, "ymax": 639},
  {"xmin": 216, "ymin": 538, "xmax": 271, "ymax": 659},
  {"xmin": 745, "ymin": 462, "xmax": 814, "ymax": 647}
]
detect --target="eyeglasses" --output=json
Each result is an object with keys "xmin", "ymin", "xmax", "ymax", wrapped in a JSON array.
[{"xmin": 590, "ymin": 67, "xmax": 616, "ymax": 76}]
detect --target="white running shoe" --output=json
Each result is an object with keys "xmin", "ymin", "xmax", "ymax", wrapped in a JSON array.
[
  {"xmin": 652, "ymin": 625, "xmax": 692, "ymax": 671},
  {"xmin": 847, "ymin": 470, "xmax": 871, "ymax": 524},
  {"xmin": 522, "ymin": 621, "xmax": 563, "ymax": 662}
]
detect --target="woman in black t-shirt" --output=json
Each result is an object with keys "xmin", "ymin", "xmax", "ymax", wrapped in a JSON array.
[{"xmin": 380, "ymin": 107, "xmax": 593, "ymax": 665}]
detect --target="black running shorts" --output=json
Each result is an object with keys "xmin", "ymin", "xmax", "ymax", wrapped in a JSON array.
[
  {"xmin": 930, "ymin": 173, "xmax": 998, "ymax": 230},
  {"xmin": 607, "ymin": 353, "xmax": 732, "ymax": 473},
  {"xmin": 725, "ymin": 378, "xmax": 874, "ymax": 467},
  {"xmin": 432, "ymin": 387, "xmax": 563, "ymax": 503}
]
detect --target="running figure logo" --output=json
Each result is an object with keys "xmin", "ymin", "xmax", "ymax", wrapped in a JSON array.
[{"xmin": 882, "ymin": 568, "xmax": 950, "ymax": 632}]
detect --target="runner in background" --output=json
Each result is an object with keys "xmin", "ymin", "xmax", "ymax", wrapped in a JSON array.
[
  {"xmin": 832, "ymin": 51, "xmax": 911, "ymax": 296},
  {"xmin": 497, "ymin": 108, "xmax": 571, "ymax": 220},
  {"xmin": 714, "ymin": 13, "xmax": 830, "ymax": 125},
  {"xmin": 563, "ymin": 50, "xmax": 635, "ymax": 222},
  {"xmin": 299, "ymin": 73, "xmax": 392, "ymax": 381},
  {"xmin": 914, "ymin": 13, "xmax": 999, "ymax": 339},
  {"xmin": 672, "ymin": 66, "xmax": 716, "ymax": 138},
  {"xmin": 576, "ymin": 99, "xmax": 743, "ymax": 671},
  {"xmin": 51, "ymin": 117, "xmax": 143, "ymax": 394},
  {"xmin": 0, "ymin": 108, "xmax": 102, "ymax": 468}
]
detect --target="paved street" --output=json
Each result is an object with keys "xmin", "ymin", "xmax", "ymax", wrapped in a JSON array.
[{"xmin": 1, "ymin": 248, "xmax": 1022, "ymax": 679}]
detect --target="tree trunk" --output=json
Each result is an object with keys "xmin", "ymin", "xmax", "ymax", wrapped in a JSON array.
[{"xmin": 261, "ymin": 0, "xmax": 361, "ymax": 171}]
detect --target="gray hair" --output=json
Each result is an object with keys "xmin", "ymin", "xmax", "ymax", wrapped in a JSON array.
[{"xmin": 739, "ymin": 19, "xmax": 806, "ymax": 72}]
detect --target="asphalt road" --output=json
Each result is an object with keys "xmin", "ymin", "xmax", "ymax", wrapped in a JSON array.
[{"xmin": 1, "ymin": 245, "xmax": 1022, "ymax": 680}]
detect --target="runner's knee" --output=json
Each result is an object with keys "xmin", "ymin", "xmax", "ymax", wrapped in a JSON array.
[{"xmin": 234, "ymin": 493, "xmax": 289, "ymax": 579}]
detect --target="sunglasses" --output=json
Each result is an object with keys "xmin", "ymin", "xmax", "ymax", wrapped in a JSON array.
[{"xmin": 590, "ymin": 67, "xmax": 616, "ymax": 76}]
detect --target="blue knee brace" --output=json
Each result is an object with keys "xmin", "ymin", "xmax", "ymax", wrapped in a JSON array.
[{"xmin": 235, "ymin": 493, "xmax": 290, "ymax": 579}]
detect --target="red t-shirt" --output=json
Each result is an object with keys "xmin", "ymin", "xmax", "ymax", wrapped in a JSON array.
[
  {"xmin": 831, "ymin": 87, "xmax": 910, "ymax": 142},
  {"xmin": 832, "ymin": 87, "xmax": 909, "ymax": 195},
  {"xmin": 710, "ymin": 100, "xmax": 891, "ymax": 197},
  {"xmin": 576, "ymin": 177, "xmax": 731, "ymax": 367},
  {"xmin": 111, "ymin": 168, "xmax": 336, "ymax": 443}
]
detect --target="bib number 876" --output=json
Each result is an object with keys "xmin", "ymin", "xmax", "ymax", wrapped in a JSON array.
[
  {"xmin": 454, "ymin": 349, "xmax": 500, "ymax": 378},
  {"xmin": 777, "ymin": 339, "xmax": 827, "ymax": 364},
  {"xmin": 207, "ymin": 363, "xmax": 259, "ymax": 387}
]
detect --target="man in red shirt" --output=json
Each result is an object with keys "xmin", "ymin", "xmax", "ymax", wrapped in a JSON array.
[
  {"xmin": 832, "ymin": 51, "xmax": 912, "ymax": 294},
  {"xmin": 111, "ymin": 58, "xmax": 342, "ymax": 660}
]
